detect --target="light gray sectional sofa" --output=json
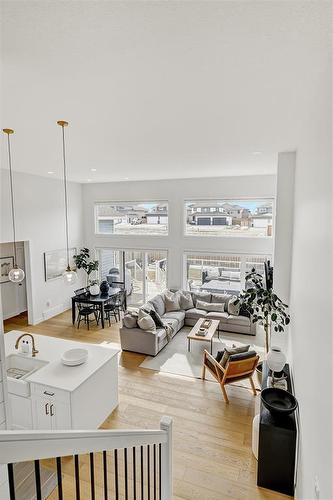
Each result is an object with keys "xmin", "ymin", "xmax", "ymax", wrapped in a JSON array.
[{"xmin": 119, "ymin": 290, "xmax": 256, "ymax": 356}]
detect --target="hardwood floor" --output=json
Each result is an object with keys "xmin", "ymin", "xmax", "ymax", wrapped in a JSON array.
[{"xmin": 4, "ymin": 312, "xmax": 292, "ymax": 499}]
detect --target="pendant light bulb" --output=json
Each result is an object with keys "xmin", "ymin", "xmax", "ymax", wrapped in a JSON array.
[
  {"xmin": 62, "ymin": 267, "xmax": 77, "ymax": 285},
  {"xmin": 9, "ymin": 266, "xmax": 25, "ymax": 283}
]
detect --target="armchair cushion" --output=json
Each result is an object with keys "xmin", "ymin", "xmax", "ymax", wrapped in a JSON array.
[
  {"xmin": 221, "ymin": 344, "xmax": 250, "ymax": 367},
  {"xmin": 229, "ymin": 350, "xmax": 257, "ymax": 362}
]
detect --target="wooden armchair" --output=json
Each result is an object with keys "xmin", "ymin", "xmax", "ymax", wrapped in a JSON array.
[{"xmin": 202, "ymin": 349, "xmax": 259, "ymax": 403}]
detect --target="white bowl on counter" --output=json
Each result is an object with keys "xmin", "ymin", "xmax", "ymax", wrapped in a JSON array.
[{"xmin": 61, "ymin": 348, "xmax": 88, "ymax": 366}]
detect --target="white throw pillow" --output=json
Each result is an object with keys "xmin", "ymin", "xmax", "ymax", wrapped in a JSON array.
[
  {"xmin": 164, "ymin": 291, "xmax": 181, "ymax": 312},
  {"xmin": 137, "ymin": 311, "xmax": 156, "ymax": 331},
  {"xmin": 228, "ymin": 295, "xmax": 241, "ymax": 316},
  {"xmin": 206, "ymin": 267, "xmax": 220, "ymax": 279},
  {"xmin": 179, "ymin": 291, "xmax": 194, "ymax": 310},
  {"xmin": 196, "ymin": 300, "xmax": 225, "ymax": 313}
]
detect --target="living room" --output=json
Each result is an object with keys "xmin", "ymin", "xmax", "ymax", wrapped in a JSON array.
[{"xmin": 0, "ymin": 2, "xmax": 332, "ymax": 500}]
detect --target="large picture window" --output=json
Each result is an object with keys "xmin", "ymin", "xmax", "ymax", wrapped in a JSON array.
[
  {"xmin": 95, "ymin": 201, "xmax": 168, "ymax": 235},
  {"xmin": 185, "ymin": 253, "xmax": 271, "ymax": 294},
  {"xmin": 185, "ymin": 199, "xmax": 273, "ymax": 237}
]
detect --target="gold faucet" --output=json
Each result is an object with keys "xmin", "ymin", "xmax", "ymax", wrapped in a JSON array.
[{"xmin": 15, "ymin": 334, "xmax": 39, "ymax": 357}]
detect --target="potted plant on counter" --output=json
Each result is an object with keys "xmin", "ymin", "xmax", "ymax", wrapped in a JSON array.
[
  {"xmin": 73, "ymin": 248, "xmax": 99, "ymax": 290},
  {"xmin": 235, "ymin": 263, "xmax": 290, "ymax": 384}
]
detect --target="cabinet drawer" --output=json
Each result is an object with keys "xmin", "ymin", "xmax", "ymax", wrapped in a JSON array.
[{"xmin": 30, "ymin": 384, "xmax": 69, "ymax": 404}]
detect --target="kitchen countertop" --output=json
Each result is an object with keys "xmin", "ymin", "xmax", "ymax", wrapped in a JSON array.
[{"xmin": 5, "ymin": 330, "xmax": 120, "ymax": 393}]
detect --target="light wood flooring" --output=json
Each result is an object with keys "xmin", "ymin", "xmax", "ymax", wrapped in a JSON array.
[{"xmin": 4, "ymin": 312, "xmax": 292, "ymax": 500}]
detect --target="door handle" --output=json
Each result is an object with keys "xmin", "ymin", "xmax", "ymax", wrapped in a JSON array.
[
  {"xmin": 45, "ymin": 403, "xmax": 49, "ymax": 415},
  {"xmin": 50, "ymin": 404, "xmax": 54, "ymax": 417},
  {"xmin": 44, "ymin": 391, "xmax": 55, "ymax": 396}
]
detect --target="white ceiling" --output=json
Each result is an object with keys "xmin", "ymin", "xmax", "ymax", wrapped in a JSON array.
[{"xmin": 0, "ymin": 1, "xmax": 323, "ymax": 183}]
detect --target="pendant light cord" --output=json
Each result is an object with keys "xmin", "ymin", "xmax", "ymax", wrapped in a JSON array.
[
  {"xmin": 61, "ymin": 125, "xmax": 70, "ymax": 269},
  {"xmin": 7, "ymin": 133, "xmax": 18, "ymax": 266}
]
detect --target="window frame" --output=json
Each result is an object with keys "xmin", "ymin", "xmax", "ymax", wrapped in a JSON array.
[
  {"xmin": 94, "ymin": 200, "xmax": 169, "ymax": 237},
  {"xmin": 182, "ymin": 250, "xmax": 272, "ymax": 291},
  {"xmin": 183, "ymin": 197, "xmax": 275, "ymax": 239}
]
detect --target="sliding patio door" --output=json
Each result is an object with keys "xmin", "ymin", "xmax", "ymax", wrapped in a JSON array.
[{"xmin": 97, "ymin": 248, "xmax": 167, "ymax": 307}]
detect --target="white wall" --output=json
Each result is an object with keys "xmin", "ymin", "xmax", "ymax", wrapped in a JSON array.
[
  {"xmin": 0, "ymin": 170, "xmax": 84, "ymax": 324},
  {"xmin": 83, "ymin": 174, "xmax": 276, "ymax": 290},
  {"xmin": 287, "ymin": 5, "xmax": 332, "ymax": 499},
  {"xmin": 0, "ymin": 242, "xmax": 27, "ymax": 320},
  {"xmin": 0, "ymin": 298, "xmax": 10, "ymax": 498}
]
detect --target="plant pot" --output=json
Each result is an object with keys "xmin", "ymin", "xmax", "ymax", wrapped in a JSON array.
[
  {"xmin": 256, "ymin": 362, "xmax": 263, "ymax": 387},
  {"xmin": 89, "ymin": 283, "xmax": 100, "ymax": 296}
]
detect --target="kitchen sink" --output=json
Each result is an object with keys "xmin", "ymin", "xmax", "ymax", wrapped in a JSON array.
[{"xmin": 6, "ymin": 354, "xmax": 49, "ymax": 397}]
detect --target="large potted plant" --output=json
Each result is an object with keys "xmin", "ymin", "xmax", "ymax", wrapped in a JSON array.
[
  {"xmin": 235, "ymin": 266, "xmax": 290, "ymax": 383},
  {"xmin": 73, "ymin": 248, "xmax": 99, "ymax": 289}
]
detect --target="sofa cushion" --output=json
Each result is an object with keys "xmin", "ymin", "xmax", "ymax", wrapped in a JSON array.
[
  {"xmin": 227, "ymin": 315, "xmax": 251, "ymax": 327},
  {"xmin": 162, "ymin": 318, "xmax": 179, "ymax": 333},
  {"xmin": 228, "ymin": 295, "xmax": 241, "ymax": 316},
  {"xmin": 149, "ymin": 294, "xmax": 165, "ymax": 317},
  {"xmin": 164, "ymin": 291, "xmax": 181, "ymax": 312},
  {"xmin": 192, "ymin": 292, "xmax": 211, "ymax": 306},
  {"xmin": 196, "ymin": 300, "xmax": 225, "ymax": 313},
  {"xmin": 206, "ymin": 311, "xmax": 229, "ymax": 323},
  {"xmin": 211, "ymin": 293, "xmax": 231, "ymax": 306},
  {"xmin": 185, "ymin": 308, "xmax": 207, "ymax": 320},
  {"xmin": 179, "ymin": 291, "xmax": 194, "ymax": 310},
  {"xmin": 163, "ymin": 311, "xmax": 186, "ymax": 324}
]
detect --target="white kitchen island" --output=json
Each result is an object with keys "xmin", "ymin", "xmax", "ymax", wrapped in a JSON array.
[{"xmin": 5, "ymin": 331, "xmax": 120, "ymax": 431}]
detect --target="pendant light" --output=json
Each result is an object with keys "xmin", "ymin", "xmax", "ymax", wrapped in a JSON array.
[
  {"xmin": 2, "ymin": 128, "xmax": 25, "ymax": 283},
  {"xmin": 57, "ymin": 120, "xmax": 77, "ymax": 285}
]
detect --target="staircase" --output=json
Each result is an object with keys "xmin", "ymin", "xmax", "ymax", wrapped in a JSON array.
[{"xmin": 0, "ymin": 416, "xmax": 172, "ymax": 500}]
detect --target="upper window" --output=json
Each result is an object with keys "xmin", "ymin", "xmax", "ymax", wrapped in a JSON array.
[
  {"xmin": 184, "ymin": 199, "xmax": 273, "ymax": 237},
  {"xmin": 95, "ymin": 201, "xmax": 168, "ymax": 235}
]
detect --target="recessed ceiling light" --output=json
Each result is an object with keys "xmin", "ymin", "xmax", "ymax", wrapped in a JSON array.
[
  {"xmin": 124, "ymin": 177, "xmax": 129, "ymax": 180},
  {"xmin": 47, "ymin": 171, "xmax": 55, "ymax": 174},
  {"xmin": 91, "ymin": 168, "xmax": 97, "ymax": 172},
  {"xmin": 252, "ymin": 151, "xmax": 262, "ymax": 155},
  {"xmin": 87, "ymin": 179, "xmax": 92, "ymax": 182}
]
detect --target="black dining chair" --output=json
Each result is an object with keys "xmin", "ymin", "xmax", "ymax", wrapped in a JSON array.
[
  {"xmin": 77, "ymin": 303, "xmax": 99, "ymax": 330},
  {"xmin": 104, "ymin": 294, "xmax": 120, "ymax": 326},
  {"xmin": 114, "ymin": 290, "xmax": 126, "ymax": 319}
]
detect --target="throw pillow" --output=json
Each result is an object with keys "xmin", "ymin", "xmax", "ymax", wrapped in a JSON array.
[
  {"xmin": 137, "ymin": 310, "xmax": 156, "ymax": 331},
  {"xmin": 196, "ymin": 300, "xmax": 224, "ymax": 313},
  {"xmin": 123, "ymin": 312, "xmax": 138, "ymax": 329},
  {"xmin": 149, "ymin": 294, "xmax": 165, "ymax": 317},
  {"xmin": 215, "ymin": 349, "xmax": 225, "ymax": 363},
  {"xmin": 164, "ymin": 291, "xmax": 181, "ymax": 312},
  {"xmin": 179, "ymin": 291, "xmax": 194, "ymax": 310},
  {"xmin": 228, "ymin": 296, "xmax": 241, "ymax": 316},
  {"xmin": 149, "ymin": 309, "xmax": 164, "ymax": 328},
  {"xmin": 206, "ymin": 267, "xmax": 220, "ymax": 279},
  {"xmin": 220, "ymin": 344, "xmax": 250, "ymax": 368}
]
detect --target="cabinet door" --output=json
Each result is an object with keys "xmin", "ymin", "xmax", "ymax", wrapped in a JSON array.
[
  {"xmin": 32, "ymin": 396, "xmax": 52, "ymax": 430},
  {"xmin": 50, "ymin": 400, "xmax": 71, "ymax": 430}
]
